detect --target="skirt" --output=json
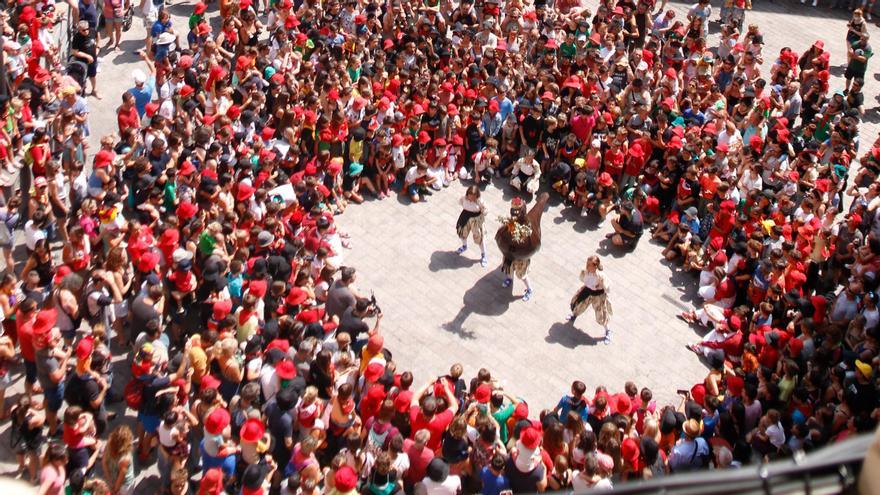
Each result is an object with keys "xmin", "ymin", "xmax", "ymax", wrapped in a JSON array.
[
  {"xmin": 502, "ymin": 257, "xmax": 530, "ymax": 279},
  {"xmin": 456, "ymin": 210, "xmax": 485, "ymax": 244},
  {"xmin": 570, "ymin": 287, "xmax": 612, "ymax": 326}
]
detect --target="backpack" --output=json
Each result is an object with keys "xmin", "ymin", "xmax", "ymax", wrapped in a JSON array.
[{"xmin": 124, "ymin": 379, "xmax": 144, "ymax": 411}]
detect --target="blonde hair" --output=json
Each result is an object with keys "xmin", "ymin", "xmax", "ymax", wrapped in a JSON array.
[
  {"xmin": 301, "ymin": 386, "xmax": 319, "ymax": 405},
  {"xmin": 106, "ymin": 424, "xmax": 134, "ymax": 459}
]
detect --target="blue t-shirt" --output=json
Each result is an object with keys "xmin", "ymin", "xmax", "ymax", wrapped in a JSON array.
[
  {"xmin": 480, "ymin": 466, "xmax": 510, "ymax": 495},
  {"xmin": 128, "ymin": 78, "xmax": 155, "ymax": 117},
  {"xmin": 151, "ymin": 20, "xmax": 172, "ymax": 38},
  {"xmin": 556, "ymin": 394, "xmax": 590, "ymax": 422}
]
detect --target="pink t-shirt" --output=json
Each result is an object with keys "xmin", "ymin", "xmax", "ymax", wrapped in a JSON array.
[{"xmin": 40, "ymin": 464, "xmax": 65, "ymax": 495}]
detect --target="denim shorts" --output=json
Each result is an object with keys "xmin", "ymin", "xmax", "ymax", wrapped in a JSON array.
[
  {"xmin": 138, "ymin": 412, "xmax": 161, "ymax": 434},
  {"xmin": 45, "ymin": 383, "xmax": 64, "ymax": 412},
  {"xmin": 24, "ymin": 360, "xmax": 37, "ymax": 384}
]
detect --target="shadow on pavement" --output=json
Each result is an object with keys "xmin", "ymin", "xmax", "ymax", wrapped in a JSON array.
[
  {"xmin": 428, "ymin": 250, "xmax": 478, "ymax": 272},
  {"xmin": 441, "ymin": 269, "xmax": 520, "ymax": 339},
  {"xmin": 545, "ymin": 321, "xmax": 602, "ymax": 348}
]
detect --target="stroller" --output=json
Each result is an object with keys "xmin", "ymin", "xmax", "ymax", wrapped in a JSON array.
[{"xmin": 65, "ymin": 58, "xmax": 89, "ymax": 95}]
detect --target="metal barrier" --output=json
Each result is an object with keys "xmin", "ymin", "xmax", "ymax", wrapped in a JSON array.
[{"xmin": 566, "ymin": 433, "xmax": 871, "ymax": 495}]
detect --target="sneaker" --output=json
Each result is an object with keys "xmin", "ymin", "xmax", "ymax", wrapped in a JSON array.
[
  {"xmin": 811, "ymin": 0, "xmax": 817, "ymax": 5},
  {"xmin": 456, "ymin": 245, "xmax": 468, "ymax": 255},
  {"xmin": 603, "ymin": 330, "xmax": 612, "ymax": 345},
  {"xmin": 867, "ymin": 12, "xmax": 872, "ymax": 19},
  {"xmin": 522, "ymin": 288, "xmax": 533, "ymax": 301},
  {"xmin": 502, "ymin": 277, "xmax": 513, "ymax": 288},
  {"xmin": 480, "ymin": 255, "xmax": 488, "ymax": 267}
]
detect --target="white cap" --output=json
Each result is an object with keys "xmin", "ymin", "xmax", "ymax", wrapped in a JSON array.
[
  {"xmin": 172, "ymin": 247, "xmax": 193, "ymax": 264},
  {"xmin": 132, "ymin": 69, "xmax": 147, "ymax": 85}
]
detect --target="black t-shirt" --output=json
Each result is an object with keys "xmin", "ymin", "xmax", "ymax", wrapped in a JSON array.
[
  {"xmin": 65, "ymin": 372, "xmax": 100, "ymax": 413},
  {"xmin": 141, "ymin": 375, "xmax": 171, "ymax": 416},
  {"xmin": 338, "ymin": 307, "xmax": 369, "ymax": 340},
  {"xmin": 521, "ymin": 116, "xmax": 542, "ymax": 148},
  {"xmin": 265, "ymin": 398, "xmax": 294, "ymax": 461},
  {"xmin": 309, "ymin": 362, "xmax": 334, "ymax": 400},
  {"xmin": 148, "ymin": 151, "xmax": 171, "ymax": 176},
  {"xmin": 506, "ymin": 456, "xmax": 546, "ymax": 493},
  {"xmin": 71, "ymin": 31, "xmax": 97, "ymax": 61},
  {"xmin": 130, "ymin": 296, "xmax": 160, "ymax": 341}
]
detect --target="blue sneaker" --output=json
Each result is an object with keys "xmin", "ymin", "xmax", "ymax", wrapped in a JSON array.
[
  {"xmin": 502, "ymin": 277, "xmax": 513, "ymax": 288},
  {"xmin": 455, "ymin": 245, "xmax": 467, "ymax": 254},
  {"xmin": 522, "ymin": 288, "xmax": 533, "ymax": 301},
  {"xmin": 480, "ymin": 255, "xmax": 488, "ymax": 267}
]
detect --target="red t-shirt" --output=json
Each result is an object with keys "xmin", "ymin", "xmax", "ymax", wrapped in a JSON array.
[
  {"xmin": 402, "ymin": 438, "xmax": 435, "ymax": 485},
  {"xmin": 17, "ymin": 312, "xmax": 35, "ymax": 362},
  {"xmin": 409, "ymin": 406, "xmax": 454, "ymax": 452},
  {"xmin": 117, "ymin": 105, "xmax": 140, "ymax": 134}
]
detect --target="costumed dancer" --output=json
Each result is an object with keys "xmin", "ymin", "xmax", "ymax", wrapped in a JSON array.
[
  {"xmin": 567, "ymin": 255, "xmax": 614, "ymax": 344},
  {"xmin": 495, "ymin": 193, "xmax": 550, "ymax": 302},
  {"xmin": 455, "ymin": 185, "xmax": 489, "ymax": 267}
]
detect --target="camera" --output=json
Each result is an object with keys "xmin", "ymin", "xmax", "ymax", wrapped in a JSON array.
[{"xmin": 366, "ymin": 291, "xmax": 382, "ymax": 316}]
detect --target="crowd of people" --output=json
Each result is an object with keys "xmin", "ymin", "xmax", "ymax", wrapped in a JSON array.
[{"xmin": 0, "ymin": 0, "xmax": 876, "ymax": 492}]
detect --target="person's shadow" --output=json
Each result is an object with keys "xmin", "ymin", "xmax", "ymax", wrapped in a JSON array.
[
  {"xmin": 545, "ymin": 321, "xmax": 602, "ymax": 348},
  {"xmin": 429, "ymin": 250, "xmax": 478, "ymax": 272},
  {"xmin": 441, "ymin": 269, "xmax": 520, "ymax": 339}
]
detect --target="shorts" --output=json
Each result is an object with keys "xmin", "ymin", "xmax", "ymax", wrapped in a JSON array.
[
  {"xmin": 406, "ymin": 183, "xmax": 421, "ymax": 197},
  {"xmin": 86, "ymin": 61, "xmax": 98, "ymax": 78},
  {"xmin": 845, "ymin": 67, "xmax": 866, "ymax": 80},
  {"xmin": 24, "ymin": 360, "xmax": 36, "ymax": 384},
  {"xmin": 45, "ymin": 384, "xmax": 64, "ymax": 412},
  {"xmin": 138, "ymin": 412, "xmax": 161, "ymax": 433}
]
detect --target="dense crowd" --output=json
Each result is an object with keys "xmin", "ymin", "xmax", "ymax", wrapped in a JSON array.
[{"xmin": 0, "ymin": 0, "xmax": 876, "ymax": 492}]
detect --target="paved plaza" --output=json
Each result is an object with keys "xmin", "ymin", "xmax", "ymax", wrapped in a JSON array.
[{"xmin": 0, "ymin": 0, "xmax": 877, "ymax": 491}]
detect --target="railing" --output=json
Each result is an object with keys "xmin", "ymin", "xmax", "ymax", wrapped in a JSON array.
[{"xmin": 567, "ymin": 433, "xmax": 871, "ymax": 495}]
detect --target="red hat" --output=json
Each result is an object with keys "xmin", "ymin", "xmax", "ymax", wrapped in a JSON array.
[
  {"xmin": 667, "ymin": 136, "xmax": 683, "ymax": 151},
  {"xmin": 94, "ymin": 149, "xmax": 115, "ymax": 168},
  {"xmin": 434, "ymin": 138, "xmax": 447, "ymax": 147},
  {"xmin": 367, "ymin": 384, "xmax": 386, "ymax": 402},
  {"xmin": 488, "ymin": 100, "xmax": 500, "ymax": 113},
  {"xmin": 226, "ymin": 104, "xmax": 242, "ymax": 120},
  {"xmin": 446, "ymin": 104, "xmax": 459, "ymax": 116},
  {"xmin": 286, "ymin": 287, "xmax": 309, "ymax": 306},
  {"xmin": 394, "ymin": 390, "xmax": 413, "ymax": 412},
  {"xmin": 237, "ymin": 183, "xmax": 256, "ymax": 202},
  {"xmin": 201, "ymin": 374, "xmax": 221, "ymax": 390},
  {"xmin": 392, "ymin": 134, "xmax": 405, "ymax": 147},
  {"xmin": 716, "ymin": 143, "xmax": 729, "ymax": 153},
  {"xmin": 788, "ymin": 337, "xmax": 804, "ymax": 357},
  {"xmin": 328, "ymin": 159, "xmax": 343, "ymax": 176},
  {"xmin": 176, "ymin": 201, "xmax": 198, "ymax": 220},
  {"xmin": 544, "ymin": 39, "xmax": 558, "ymax": 50},
  {"xmin": 661, "ymin": 96, "xmax": 675, "ymax": 107},
  {"xmin": 240, "ymin": 418, "xmax": 265, "ymax": 443},
  {"xmin": 417, "ymin": 131, "xmax": 431, "ymax": 144},
  {"xmin": 75, "ymin": 335, "xmax": 94, "ymax": 361},
  {"xmin": 615, "ymin": 394, "xmax": 632, "ymax": 415},
  {"xmin": 726, "ymin": 375, "xmax": 744, "ymax": 397},
  {"xmin": 33, "ymin": 308, "xmax": 57, "ymax": 338},
  {"xmin": 364, "ymin": 362, "xmax": 384, "ymax": 382},
  {"xmin": 495, "ymin": 40, "xmax": 508, "ymax": 51},
  {"xmin": 212, "ymin": 299, "xmax": 233, "ymax": 320},
  {"xmin": 621, "ymin": 437, "xmax": 640, "ymax": 466},
  {"xmin": 520, "ymin": 427, "xmax": 542, "ymax": 450},
  {"xmin": 199, "ymin": 468, "xmax": 224, "ymax": 495},
  {"xmin": 275, "ymin": 359, "xmax": 297, "ymax": 380},
  {"xmin": 33, "ymin": 67, "xmax": 51, "ymax": 84},
  {"xmin": 383, "ymin": 39, "xmax": 395, "ymax": 50},
  {"xmin": 248, "ymin": 279, "xmax": 268, "ymax": 298},
  {"xmin": 612, "ymin": 5, "xmax": 625, "ymax": 14},
  {"xmin": 145, "ymin": 102, "xmax": 159, "ymax": 118},
  {"xmin": 205, "ymin": 407, "xmax": 231, "ymax": 435},
  {"xmin": 53, "ymin": 265, "xmax": 73, "ymax": 286},
  {"xmin": 452, "ymin": 135, "xmax": 464, "ymax": 146},
  {"xmin": 474, "ymin": 383, "xmax": 491, "ymax": 403},
  {"xmin": 540, "ymin": 91, "xmax": 554, "ymax": 100},
  {"xmin": 411, "ymin": 104, "xmax": 425, "ymax": 116},
  {"xmin": 513, "ymin": 402, "xmax": 529, "ymax": 420},
  {"xmin": 194, "ymin": 1, "xmax": 207, "ymax": 14},
  {"xmin": 334, "ymin": 466, "xmax": 358, "ymax": 493},
  {"xmin": 136, "ymin": 251, "xmax": 160, "ymax": 272},
  {"xmin": 179, "ymin": 160, "xmax": 197, "ymax": 176},
  {"xmin": 261, "ymin": 127, "xmax": 275, "ymax": 142},
  {"xmin": 797, "ymin": 225, "xmax": 815, "ymax": 239},
  {"xmin": 598, "ymin": 172, "xmax": 613, "ymax": 187},
  {"xmin": 813, "ymin": 40, "xmax": 825, "ymax": 49},
  {"xmin": 196, "ymin": 22, "xmax": 212, "ymax": 36}
]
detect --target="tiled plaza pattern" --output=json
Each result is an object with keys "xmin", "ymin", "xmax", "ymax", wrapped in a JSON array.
[{"xmin": 0, "ymin": 0, "xmax": 877, "ymax": 491}]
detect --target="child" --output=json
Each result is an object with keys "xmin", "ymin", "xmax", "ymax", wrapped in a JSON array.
[
  {"xmin": 227, "ymin": 259, "xmax": 245, "ymax": 306},
  {"xmin": 455, "ymin": 186, "xmax": 489, "ymax": 267},
  {"xmin": 294, "ymin": 386, "xmax": 323, "ymax": 439},
  {"xmin": 473, "ymin": 139, "xmax": 499, "ymax": 185},
  {"xmin": 158, "ymin": 410, "xmax": 191, "ymax": 470},
  {"xmin": 509, "ymin": 150, "xmax": 541, "ymax": 194},
  {"xmin": 168, "ymin": 258, "xmax": 197, "ymax": 314}
]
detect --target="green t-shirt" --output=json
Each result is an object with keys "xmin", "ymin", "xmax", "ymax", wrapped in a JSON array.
[
  {"xmin": 560, "ymin": 42, "xmax": 577, "ymax": 59},
  {"xmin": 492, "ymin": 403, "xmax": 515, "ymax": 444}
]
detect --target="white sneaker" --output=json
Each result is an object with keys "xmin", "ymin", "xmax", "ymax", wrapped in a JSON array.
[
  {"xmin": 867, "ymin": 12, "xmax": 873, "ymax": 20},
  {"xmin": 812, "ymin": 0, "xmax": 817, "ymax": 6}
]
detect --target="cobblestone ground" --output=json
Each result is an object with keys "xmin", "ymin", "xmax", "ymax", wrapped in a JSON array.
[{"xmin": 0, "ymin": 0, "xmax": 876, "ymax": 492}]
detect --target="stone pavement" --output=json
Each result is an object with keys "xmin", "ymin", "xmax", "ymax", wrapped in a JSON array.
[{"xmin": 0, "ymin": 0, "xmax": 876, "ymax": 491}]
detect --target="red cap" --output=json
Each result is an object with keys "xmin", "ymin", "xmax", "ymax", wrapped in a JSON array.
[
  {"xmin": 199, "ymin": 468, "xmax": 224, "ymax": 495},
  {"xmin": 176, "ymin": 201, "xmax": 198, "ymax": 220},
  {"xmin": 286, "ymin": 287, "xmax": 308, "ymax": 306},
  {"xmin": 364, "ymin": 362, "xmax": 384, "ymax": 382},
  {"xmin": 367, "ymin": 334, "xmax": 384, "ymax": 353},
  {"xmin": 94, "ymin": 149, "xmax": 115, "ymax": 168},
  {"xmin": 275, "ymin": 359, "xmax": 297, "ymax": 380},
  {"xmin": 194, "ymin": 2, "xmax": 207, "ymax": 14},
  {"xmin": 248, "ymin": 279, "xmax": 268, "ymax": 298},
  {"xmin": 75, "ymin": 335, "xmax": 94, "ymax": 361},
  {"xmin": 240, "ymin": 418, "xmax": 265, "ymax": 443},
  {"xmin": 201, "ymin": 374, "xmax": 221, "ymax": 390},
  {"xmin": 204, "ymin": 407, "xmax": 231, "ymax": 435},
  {"xmin": 179, "ymin": 160, "xmax": 197, "ymax": 176},
  {"xmin": 520, "ymin": 427, "xmax": 542, "ymax": 449},
  {"xmin": 514, "ymin": 402, "xmax": 529, "ymax": 420},
  {"xmin": 622, "ymin": 437, "xmax": 640, "ymax": 466},
  {"xmin": 474, "ymin": 383, "xmax": 491, "ymax": 403},
  {"xmin": 417, "ymin": 131, "xmax": 431, "ymax": 144},
  {"xmin": 212, "ymin": 300, "xmax": 233, "ymax": 321},
  {"xmin": 237, "ymin": 183, "xmax": 256, "ymax": 202},
  {"xmin": 334, "ymin": 466, "xmax": 358, "ymax": 492}
]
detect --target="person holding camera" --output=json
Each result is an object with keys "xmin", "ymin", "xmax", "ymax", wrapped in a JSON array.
[{"xmin": 337, "ymin": 297, "xmax": 383, "ymax": 355}]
